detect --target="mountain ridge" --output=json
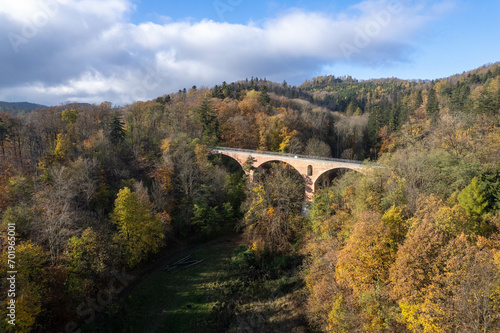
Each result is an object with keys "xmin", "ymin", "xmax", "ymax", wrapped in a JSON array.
[
  {"xmin": 3, "ymin": 62, "xmax": 499, "ymax": 109},
  {"xmin": 0, "ymin": 101, "xmax": 48, "ymax": 114}
]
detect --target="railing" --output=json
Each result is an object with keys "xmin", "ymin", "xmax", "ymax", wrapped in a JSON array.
[{"xmin": 208, "ymin": 146, "xmax": 365, "ymax": 165}]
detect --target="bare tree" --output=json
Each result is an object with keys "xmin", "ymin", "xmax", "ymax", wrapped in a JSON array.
[
  {"xmin": 334, "ymin": 113, "xmax": 368, "ymax": 158},
  {"xmin": 305, "ymin": 137, "xmax": 332, "ymax": 157},
  {"xmin": 35, "ymin": 167, "xmax": 79, "ymax": 264},
  {"xmin": 71, "ymin": 158, "xmax": 99, "ymax": 209}
]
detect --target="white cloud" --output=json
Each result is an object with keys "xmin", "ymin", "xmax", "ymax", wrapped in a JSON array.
[{"xmin": 0, "ymin": 0, "xmax": 454, "ymax": 105}]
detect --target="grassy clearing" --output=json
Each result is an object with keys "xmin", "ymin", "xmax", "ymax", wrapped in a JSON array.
[
  {"xmin": 82, "ymin": 237, "xmax": 310, "ymax": 333},
  {"xmin": 82, "ymin": 238, "xmax": 239, "ymax": 333}
]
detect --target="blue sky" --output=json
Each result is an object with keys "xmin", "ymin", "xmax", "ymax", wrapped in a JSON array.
[
  {"xmin": 0, "ymin": 0, "xmax": 499, "ymax": 105},
  {"xmin": 130, "ymin": 0, "xmax": 343, "ymax": 24}
]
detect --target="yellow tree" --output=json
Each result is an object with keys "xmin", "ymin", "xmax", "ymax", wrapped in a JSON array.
[
  {"xmin": 0, "ymin": 242, "xmax": 46, "ymax": 333},
  {"xmin": 389, "ymin": 222, "xmax": 447, "ymax": 304},
  {"xmin": 111, "ymin": 187, "xmax": 164, "ymax": 267},
  {"xmin": 66, "ymin": 227, "xmax": 118, "ymax": 298},
  {"xmin": 398, "ymin": 235, "xmax": 500, "ymax": 332},
  {"xmin": 278, "ymin": 126, "xmax": 298, "ymax": 153},
  {"xmin": 335, "ymin": 215, "xmax": 394, "ymax": 289},
  {"xmin": 61, "ymin": 108, "xmax": 79, "ymax": 125},
  {"xmin": 335, "ymin": 211, "xmax": 396, "ymax": 331},
  {"xmin": 53, "ymin": 133, "xmax": 71, "ymax": 163}
]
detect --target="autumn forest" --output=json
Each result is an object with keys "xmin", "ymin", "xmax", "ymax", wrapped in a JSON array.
[{"xmin": 1, "ymin": 63, "xmax": 500, "ymax": 332}]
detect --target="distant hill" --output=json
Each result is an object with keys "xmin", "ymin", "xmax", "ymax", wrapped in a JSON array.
[{"xmin": 0, "ymin": 101, "xmax": 48, "ymax": 114}]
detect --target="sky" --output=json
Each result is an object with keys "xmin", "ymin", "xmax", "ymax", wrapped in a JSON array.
[{"xmin": 0, "ymin": 0, "xmax": 499, "ymax": 106}]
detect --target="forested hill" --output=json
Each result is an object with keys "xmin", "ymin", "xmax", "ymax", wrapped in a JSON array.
[
  {"xmin": 0, "ymin": 101, "xmax": 47, "ymax": 114},
  {"xmin": 1, "ymin": 63, "xmax": 500, "ymax": 332},
  {"xmin": 300, "ymin": 61, "xmax": 500, "ymax": 115},
  {"xmin": 156, "ymin": 62, "xmax": 499, "ymax": 160}
]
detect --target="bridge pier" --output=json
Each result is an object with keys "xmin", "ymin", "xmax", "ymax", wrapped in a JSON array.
[
  {"xmin": 247, "ymin": 170, "xmax": 255, "ymax": 182},
  {"xmin": 304, "ymin": 175, "xmax": 315, "ymax": 202}
]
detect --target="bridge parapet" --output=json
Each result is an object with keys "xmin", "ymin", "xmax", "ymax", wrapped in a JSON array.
[{"xmin": 209, "ymin": 146, "xmax": 364, "ymax": 165}]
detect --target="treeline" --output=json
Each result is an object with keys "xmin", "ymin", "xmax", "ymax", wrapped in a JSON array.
[{"xmin": 0, "ymin": 62, "xmax": 499, "ymax": 331}]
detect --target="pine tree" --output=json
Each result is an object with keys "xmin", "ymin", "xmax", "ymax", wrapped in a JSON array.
[
  {"xmin": 414, "ymin": 90, "xmax": 423, "ymax": 110},
  {"xmin": 212, "ymin": 85, "xmax": 224, "ymax": 99},
  {"xmin": 197, "ymin": 97, "xmax": 220, "ymax": 145},
  {"xmin": 260, "ymin": 85, "xmax": 270, "ymax": 105},
  {"xmin": 110, "ymin": 111, "xmax": 125, "ymax": 145},
  {"xmin": 479, "ymin": 171, "xmax": 500, "ymax": 212},
  {"xmin": 458, "ymin": 177, "xmax": 488, "ymax": 217},
  {"xmin": 222, "ymin": 81, "xmax": 231, "ymax": 98},
  {"xmin": 426, "ymin": 88, "xmax": 439, "ymax": 115},
  {"xmin": 367, "ymin": 106, "xmax": 382, "ymax": 157},
  {"xmin": 155, "ymin": 94, "xmax": 171, "ymax": 104}
]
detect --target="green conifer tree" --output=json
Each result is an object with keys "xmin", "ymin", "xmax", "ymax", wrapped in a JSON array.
[{"xmin": 458, "ymin": 177, "xmax": 488, "ymax": 217}]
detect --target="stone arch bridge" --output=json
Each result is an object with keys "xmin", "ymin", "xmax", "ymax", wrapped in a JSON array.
[{"xmin": 209, "ymin": 147, "xmax": 367, "ymax": 202}]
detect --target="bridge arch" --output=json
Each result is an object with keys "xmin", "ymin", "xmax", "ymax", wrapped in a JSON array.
[
  {"xmin": 208, "ymin": 153, "xmax": 245, "ymax": 174},
  {"xmin": 253, "ymin": 160, "xmax": 307, "ymax": 188},
  {"xmin": 254, "ymin": 159, "xmax": 303, "ymax": 177},
  {"xmin": 313, "ymin": 167, "xmax": 362, "ymax": 192}
]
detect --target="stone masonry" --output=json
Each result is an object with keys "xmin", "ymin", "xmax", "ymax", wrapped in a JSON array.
[{"xmin": 210, "ymin": 147, "xmax": 367, "ymax": 202}]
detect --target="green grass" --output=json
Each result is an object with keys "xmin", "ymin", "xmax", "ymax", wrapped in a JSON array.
[
  {"xmin": 82, "ymin": 239, "xmax": 238, "ymax": 333},
  {"xmin": 82, "ymin": 239, "xmax": 310, "ymax": 333}
]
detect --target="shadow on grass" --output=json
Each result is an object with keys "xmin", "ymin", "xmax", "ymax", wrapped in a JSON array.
[{"xmin": 81, "ymin": 239, "xmax": 239, "ymax": 333}]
